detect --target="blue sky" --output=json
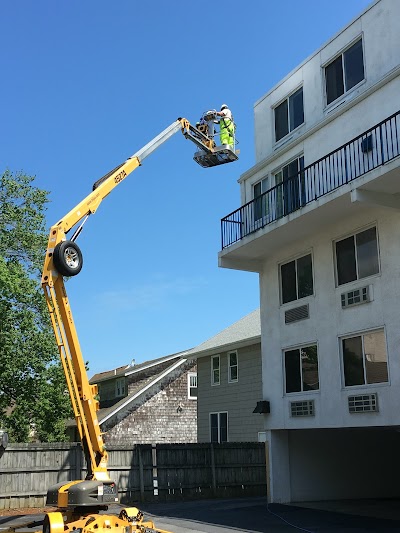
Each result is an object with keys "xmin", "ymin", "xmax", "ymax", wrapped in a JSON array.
[{"xmin": 1, "ymin": 0, "xmax": 371, "ymax": 376}]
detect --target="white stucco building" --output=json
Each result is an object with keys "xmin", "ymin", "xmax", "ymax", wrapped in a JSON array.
[{"xmin": 219, "ymin": 0, "xmax": 400, "ymax": 503}]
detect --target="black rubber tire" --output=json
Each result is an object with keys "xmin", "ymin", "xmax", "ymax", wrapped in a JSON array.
[
  {"xmin": 42, "ymin": 515, "xmax": 50, "ymax": 533},
  {"xmin": 53, "ymin": 240, "xmax": 83, "ymax": 277}
]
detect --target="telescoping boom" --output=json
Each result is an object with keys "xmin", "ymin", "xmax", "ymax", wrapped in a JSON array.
[{"xmin": 41, "ymin": 117, "xmax": 238, "ymax": 533}]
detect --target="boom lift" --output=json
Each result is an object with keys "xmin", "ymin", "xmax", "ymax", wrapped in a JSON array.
[{"xmin": 41, "ymin": 117, "xmax": 238, "ymax": 533}]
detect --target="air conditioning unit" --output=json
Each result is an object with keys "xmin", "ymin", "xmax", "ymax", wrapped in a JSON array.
[
  {"xmin": 290, "ymin": 400, "xmax": 315, "ymax": 417},
  {"xmin": 348, "ymin": 393, "xmax": 378, "ymax": 413},
  {"xmin": 341, "ymin": 285, "xmax": 371, "ymax": 308}
]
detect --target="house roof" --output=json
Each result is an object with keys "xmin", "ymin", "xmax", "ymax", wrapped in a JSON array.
[
  {"xmin": 90, "ymin": 351, "xmax": 187, "ymax": 383},
  {"xmin": 186, "ymin": 309, "xmax": 260, "ymax": 359},
  {"xmin": 66, "ymin": 352, "xmax": 192, "ymax": 429},
  {"xmin": 97, "ymin": 356, "xmax": 189, "ymax": 425}
]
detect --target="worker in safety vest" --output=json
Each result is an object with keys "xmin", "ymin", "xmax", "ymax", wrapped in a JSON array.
[{"xmin": 216, "ymin": 104, "xmax": 235, "ymax": 147}]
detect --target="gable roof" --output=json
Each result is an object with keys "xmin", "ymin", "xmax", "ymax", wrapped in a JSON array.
[
  {"xmin": 97, "ymin": 356, "xmax": 189, "ymax": 425},
  {"xmin": 90, "ymin": 351, "xmax": 187, "ymax": 383},
  {"xmin": 186, "ymin": 309, "xmax": 260, "ymax": 359}
]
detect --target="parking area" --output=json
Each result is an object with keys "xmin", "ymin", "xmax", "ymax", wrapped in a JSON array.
[{"xmin": 2, "ymin": 498, "xmax": 400, "ymax": 532}]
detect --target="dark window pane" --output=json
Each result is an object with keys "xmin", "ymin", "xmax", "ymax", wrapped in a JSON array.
[
  {"xmin": 275, "ymin": 99, "xmax": 289, "ymax": 141},
  {"xmin": 364, "ymin": 331, "xmax": 388, "ymax": 384},
  {"xmin": 281, "ymin": 260, "xmax": 297, "ymax": 304},
  {"xmin": 210, "ymin": 414, "xmax": 218, "ymax": 443},
  {"xmin": 336, "ymin": 236, "xmax": 357, "ymax": 285},
  {"xmin": 254, "ymin": 196, "xmax": 263, "ymax": 221},
  {"xmin": 326, "ymin": 55, "xmax": 344, "ymax": 105},
  {"xmin": 356, "ymin": 227, "xmax": 379, "ymax": 279},
  {"xmin": 301, "ymin": 345, "xmax": 319, "ymax": 391},
  {"xmin": 343, "ymin": 336, "xmax": 364, "ymax": 386},
  {"xmin": 283, "ymin": 159, "xmax": 299, "ymax": 180},
  {"xmin": 289, "ymin": 88, "xmax": 304, "ymax": 131},
  {"xmin": 253, "ymin": 182, "xmax": 261, "ymax": 198},
  {"xmin": 219, "ymin": 413, "xmax": 228, "ymax": 443},
  {"xmin": 285, "ymin": 349, "xmax": 301, "ymax": 393},
  {"xmin": 344, "ymin": 39, "xmax": 364, "ymax": 90},
  {"xmin": 297, "ymin": 254, "xmax": 313, "ymax": 298}
]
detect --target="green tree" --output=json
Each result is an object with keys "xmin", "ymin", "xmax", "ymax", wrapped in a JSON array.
[{"xmin": 0, "ymin": 170, "xmax": 72, "ymax": 442}]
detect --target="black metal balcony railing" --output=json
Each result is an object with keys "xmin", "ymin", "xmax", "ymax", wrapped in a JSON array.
[{"xmin": 221, "ymin": 110, "xmax": 400, "ymax": 249}]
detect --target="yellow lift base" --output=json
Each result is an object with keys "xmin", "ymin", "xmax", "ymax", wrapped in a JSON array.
[{"xmin": 3, "ymin": 507, "xmax": 173, "ymax": 533}]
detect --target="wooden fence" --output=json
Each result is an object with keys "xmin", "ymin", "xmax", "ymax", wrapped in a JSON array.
[{"xmin": 0, "ymin": 442, "xmax": 267, "ymax": 509}]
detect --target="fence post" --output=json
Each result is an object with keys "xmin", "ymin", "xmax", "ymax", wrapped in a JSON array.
[
  {"xmin": 152, "ymin": 444, "xmax": 158, "ymax": 497},
  {"xmin": 75, "ymin": 442, "xmax": 82, "ymax": 481},
  {"xmin": 138, "ymin": 446, "xmax": 144, "ymax": 501},
  {"xmin": 210, "ymin": 443, "xmax": 216, "ymax": 496}
]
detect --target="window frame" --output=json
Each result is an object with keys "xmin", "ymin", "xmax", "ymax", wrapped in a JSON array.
[
  {"xmin": 283, "ymin": 343, "xmax": 320, "ymax": 395},
  {"xmin": 273, "ymin": 155, "xmax": 305, "ymax": 219},
  {"xmin": 211, "ymin": 355, "xmax": 220, "ymax": 386},
  {"xmin": 340, "ymin": 328, "xmax": 389, "ymax": 388},
  {"xmin": 228, "ymin": 351, "xmax": 239, "ymax": 383},
  {"xmin": 324, "ymin": 36, "xmax": 365, "ymax": 107},
  {"xmin": 209, "ymin": 411, "xmax": 229, "ymax": 443},
  {"xmin": 115, "ymin": 377, "xmax": 126, "ymax": 398},
  {"xmin": 274, "ymin": 86, "xmax": 305, "ymax": 143},
  {"xmin": 279, "ymin": 251, "xmax": 314, "ymax": 305},
  {"xmin": 188, "ymin": 372, "xmax": 198, "ymax": 399},
  {"xmin": 334, "ymin": 225, "xmax": 380, "ymax": 287}
]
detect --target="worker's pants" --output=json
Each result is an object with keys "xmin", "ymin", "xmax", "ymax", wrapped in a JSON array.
[{"xmin": 220, "ymin": 120, "xmax": 234, "ymax": 146}]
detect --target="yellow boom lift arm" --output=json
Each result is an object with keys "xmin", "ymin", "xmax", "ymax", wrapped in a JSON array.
[{"xmin": 40, "ymin": 118, "xmax": 237, "ymax": 533}]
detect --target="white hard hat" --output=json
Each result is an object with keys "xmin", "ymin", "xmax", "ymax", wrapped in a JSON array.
[{"xmin": 221, "ymin": 104, "xmax": 228, "ymax": 110}]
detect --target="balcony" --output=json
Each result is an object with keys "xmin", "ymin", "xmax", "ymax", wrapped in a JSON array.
[{"xmin": 219, "ymin": 110, "xmax": 400, "ymax": 272}]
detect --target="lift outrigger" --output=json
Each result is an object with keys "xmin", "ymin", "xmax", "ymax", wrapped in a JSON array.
[{"xmin": 40, "ymin": 117, "xmax": 238, "ymax": 533}]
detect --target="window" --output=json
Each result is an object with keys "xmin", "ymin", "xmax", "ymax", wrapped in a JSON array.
[
  {"xmin": 253, "ymin": 177, "xmax": 270, "ymax": 225},
  {"xmin": 115, "ymin": 377, "xmax": 126, "ymax": 397},
  {"xmin": 280, "ymin": 253, "xmax": 313, "ymax": 304},
  {"xmin": 325, "ymin": 38, "xmax": 365, "ymax": 105},
  {"xmin": 228, "ymin": 351, "xmax": 238, "ymax": 383},
  {"xmin": 210, "ymin": 412, "xmax": 228, "ymax": 443},
  {"xmin": 335, "ymin": 226, "xmax": 379, "ymax": 286},
  {"xmin": 253, "ymin": 177, "xmax": 269, "ymax": 200},
  {"xmin": 188, "ymin": 372, "xmax": 198, "ymax": 399},
  {"xmin": 284, "ymin": 345, "xmax": 319, "ymax": 393},
  {"xmin": 342, "ymin": 329, "xmax": 388, "ymax": 387},
  {"xmin": 274, "ymin": 156, "xmax": 305, "ymax": 217},
  {"xmin": 211, "ymin": 355, "xmax": 220, "ymax": 386},
  {"xmin": 274, "ymin": 87, "xmax": 304, "ymax": 142}
]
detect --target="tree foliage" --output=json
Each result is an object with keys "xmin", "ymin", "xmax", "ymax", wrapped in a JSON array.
[{"xmin": 0, "ymin": 170, "xmax": 72, "ymax": 442}]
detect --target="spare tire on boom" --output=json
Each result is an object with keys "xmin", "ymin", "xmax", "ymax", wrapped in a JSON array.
[{"xmin": 53, "ymin": 240, "xmax": 83, "ymax": 277}]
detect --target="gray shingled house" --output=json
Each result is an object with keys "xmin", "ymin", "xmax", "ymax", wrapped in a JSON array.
[
  {"xmin": 72, "ymin": 352, "xmax": 197, "ymax": 445},
  {"xmin": 187, "ymin": 309, "xmax": 265, "ymax": 443}
]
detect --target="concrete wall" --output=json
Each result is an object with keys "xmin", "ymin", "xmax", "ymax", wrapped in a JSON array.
[
  {"xmin": 241, "ymin": 0, "xmax": 400, "ymax": 206},
  {"xmin": 253, "ymin": 0, "xmax": 400, "ymax": 165},
  {"xmin": 260, "ymin": 205, "xmax": 400, "ymax": 432},
  {"xmin": 224, "ymin": 0, "xmax": 400, "ymax": 503},
  {"xmin": 197, "ymin": 344, "xmax": 264, "ymax": 442}
]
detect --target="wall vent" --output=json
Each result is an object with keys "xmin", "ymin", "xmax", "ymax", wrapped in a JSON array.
[
  {"xmin": 341, "ymin": 285, "xmax": 370, "ymax": 308},
  {"xmin": 285, "ymin": 304, "xmax": 309, "ymax": 324},
  {"xmin": 290, "ymin": 400, "xmax": 315, "ymax": 417},
  {"xmin": 348, "ymin": 393, "xmax": 378, "ymax": 413}
]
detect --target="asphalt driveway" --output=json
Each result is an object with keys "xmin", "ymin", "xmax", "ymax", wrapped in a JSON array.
[{"xmin": 2, "ymin": 497, "xmax": 400, "ymax": 532}]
